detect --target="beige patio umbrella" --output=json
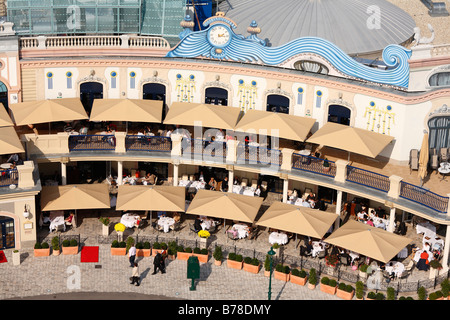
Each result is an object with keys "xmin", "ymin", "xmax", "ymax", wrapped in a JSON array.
[
  {"xmin": 9, "ymin": 98, "xmax": 88, "ymax": 126},
  {"xmin": 256, "ymin": 201, "xmax": 338, "ymax": 239},
  {"xmin": 40, "ymin": 184, "xmax": 111, "ymax": 211},
  {"xmin": 116, "ymin": 185, "xmax": 186, "ymax": 212},
  {"xmin": 235, "ymin": 109, "xmax": 316, "ymax": 142},
  {"xmin": 306, "ymin": 122, "xmax": 394, "ymax": 160},
  {"xmin": 0, "ymin": 103, "xmax": 14, "ymax": 127},
  {"xmin": 186, "ymin": 189, "xmax": 263, "ymax": 223},
  {"xmin": 89, "ymin": 99, "xmax": 163, "ymax": 124},
  {"xmin": 418, "ymin": 133, "xmax": 429, "ymax": 185},
  {"xmin": 324, "ymin": 220, "xmax": 412, "ymax": 263},
  {"xmin": 0, "ymin": 126, "xmax": 25, "ymax": 155},
  {"xmin": 164, "ymin": 102, "xmax": 241, "ymax": 130}
]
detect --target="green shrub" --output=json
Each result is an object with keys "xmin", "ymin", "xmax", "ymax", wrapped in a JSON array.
[
  {"xmin": 62, "ymin": 239, "xmax": 70, "ymax": 247},
  {"xmin": 185, "ymin": 247, "xmax": 192, "ymax": 253},
  {"xmin": 69, "ymin": 239, "xmax": 77, "ymax": 247},
  {"xmin": 111, "ymin": 240, "xmax": 119, "ymax": 248},
  {"xmin": 126, "ymin": 237, "xmax": 135, "ymax": 252},
  {"xmin": 250, "ymin": 258, "xmax": 260, "ymax": 266},
  {"xmin": 168, "ymin": 248, "xmax": 176, "ymax": 256},
  {"xmin": 200, "ymin": 248, "xmax": 208, "ymax": 255},
  {"xmin": 41, "ymin": 242, "xmax": 49, "ymax": 249},
  {"xmin": 264, "ymin": 255, "xmax": 271, "ymax": 271},
  {"xmin": 321, "ymin": 276, "xmax": 330, "ymax": 285},
  {"xmin": 375, "ymin": 293, "xmax": 385, "ymax": 300},
  {"xmin": 429, "ymin": 291, "xmax": 443, "ymax": 300},
  {"xmin": 298, "ymin": 269, "xmax": 307, "ymax": 278},
  {"xmin": 344, "ymin": 284, "xmax": 354, "ymax": 293},
  {"xmin": 338, "ymin": 282, "xmax": 346, "ymax": 290},
  {"xmin": 34, "ymin": 242, "xmax": 42, "ymax": 249},
  {"xmin": 417, "ymin": 286, "xmax": 427, "ymax": 300},
  {"xmin": 359, "ymin": 263, "xmax": 369, "ymax": 273},
  {"xmin": 228, "ymin": 252, "xmax": 236, "ymax": 261},
  {"xmin": 367, "ymin": 292, "xmax": 376, "ymax": 299},
  {"xmin": 244, "ymin": 257, "xmax": 252, "ymax": 264},
  {"xmin": 136, "ymin": 242, "xmax": 143, "ymax": 249},
  {"xmin": 275, "ymin": 264, "xmax": 289, "ymax": 274},
  {"xmin": 153, "ymin": 242, "xmax": 161, "ymax": 249},
  {"xmin": 292, "ymin": 269, "xmax": 307, "ymax": 278},
  {"xmin": 193, "ymin": 247, "xmax": 201, "ymax": 254},
  {"xmin": 329, "ymin": 279, "xmax": 337, "ymax": 287},
  {"xmin": 441, "ymin": 279, "xmax": 450, "ymax": 298},
  {"xmin": 160, "ymin": 242, "xmax": 167, "ymax": 250},
  {"xmin": 355, "ymin": 281, "xmax": 364, "ymax": 299},
  {"xmin": 213, "ymin": 246, "xmax": 223, "ymax": 261},
  {"xmin": 387, "ymin": 287, "xmax": 396, "ymax": 300},
  {"xmin": 118, "ymin": 241, "xmax": 126, "ymax": 248},
  {"xmin": 308, "ymin": 268, "xmax": 317, "ymax": 285},
  {"xmin": 235, "ymin": 254, "xmax": 243, "ymax": 262},
  {"xmin": 143, "ymin": 242, "xmax": 151, "ymax": 249},
  {"xmin": 176, "ymin": 245, "xmax": 184, "ymax": 252}
]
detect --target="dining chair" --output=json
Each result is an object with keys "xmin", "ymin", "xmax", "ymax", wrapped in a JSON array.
[
  {"xmin": 440, "ymin": 147, "xmax": 448, "ymax": 162},
  {"xmin": 241, "ymin": 178, "xmax": 248, "ymax": 187}
]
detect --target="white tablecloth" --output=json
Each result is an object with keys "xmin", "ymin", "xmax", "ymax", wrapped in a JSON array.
[
  {"xmin": 397, "ymin": 247, "xmax": 408, "ymax": 259},
  {"xmin": 232, "ymin": 185, "xmax": 255, "ymax": 197},
  {"xmin": 416, "ymin": 222, "xmax": 436, "ymax": 237},
  {"xmin": 311, "ymin": 241, "xmax": 326, "ymax": 257},
  {"xmin": 373, "ymin": 217, "xmax": 388, "ymax": 230},
  {"xmin": 297, "ymin": 149, "xmax": 311, "ymax": 156},
  {"xmin": 120, "ymin": 213, "xmax": 140, "ymax": 228},
  {"xmin": 413, "ymin": 249, "xmax": 433, "ymax": 262},
  {"xmin": 0, "ymin": 163, "xmax": 11, "ymax": 169},
  {"xmin": 158, "ymin": 217, "xmax": 175, "ymax": 233},
  {"xmin": 49, "ymin": 215, "xmax": 65, "ymax": 232},
  {"xmin": 179, "ymin": 180, "xmax": 206, "ymax": 190},
  {"xmin": 385, "ymin": 261, "xmax": 405, "ymax": 277},
  {"xmin": 269, "ymin": 232, "xmax": 288, "ymax": 245},
  {"xmin": 349, "ymin": 251, "xmax": 360, "ymax": 264},
  {"xmin": 422, "ymin": 235, "xmax": 445, "ymax": 250},
  {"xmin": 232, "ymin": 224, "xmax": 249, "ymax": 239}
]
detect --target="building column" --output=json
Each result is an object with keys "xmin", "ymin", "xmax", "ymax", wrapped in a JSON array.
[
  {"xmin": 442, "ymin": 225, "xmax": 450, "ymax": 272},
  {"xmin": 282, "ymin": 175, "xmax": 288, "ymax": 203},
  {"xmin": 335, "ymin": 190, "xmax": 343, "ymax": 229},
  {"xmin": 228, "ymin": 168, "xmax": 234, "ymax": 193},
  {"xmin": 388, "ymin": 207, "xmax": 396, "ymax": 233},
  {"xmin": 117, "ymin": 161, "xmax": 123, "ymax": 185},
  {"xmin": 173, "ymin": 162, "xmax": 179, "ymax": 187},
  {"xmin": 61, "ymin": 162, "xmax": 67, "ymax": 185}
]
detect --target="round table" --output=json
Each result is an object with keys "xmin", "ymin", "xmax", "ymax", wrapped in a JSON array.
[
  {"xmin": 0, "ymin": 163, "xmax": 11, "ymax": 169},
  {"xmin": 269, "ymin": 232, "xmax": 288, "ymax": 245},
  {"xmin": 120, "ymin": 213, "xmax": 140, "ymax": 228},
  {"xmin": 385, "ymin": 261, "xmax": 405, "ymax": 278},
  {"xmin": 438, "ymin": 162, "xmax": 450, "ymax": 181},
  {"xmin": 232, "ymin": 224, "xmax": 249, "ymax": 239},
  {"xmin": 311, "ymin": 241, "xmax": 325, "ymax": 257},
  {"xmin": 158, "ymin": 217, "xmax": 175, "ymax": 233}
]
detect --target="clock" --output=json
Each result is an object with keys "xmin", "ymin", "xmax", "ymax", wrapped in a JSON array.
[{"xmin": 207, "ymin": 24, "xmax": 232, "ymax": 48}]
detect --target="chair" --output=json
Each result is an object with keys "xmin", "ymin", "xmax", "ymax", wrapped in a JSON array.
[
  {"xmin": 317, "ymin": 250, "xmax": 326, "ymax": 259},
  {"xmin": 409, "ymin": 149, "xmax": 419, "ymax": 172},
  {"xmin": 431, "ymin": 154, "xmax": 439, "ymax": 171},
  {"xmin": 251, "ymin": 179, "xmax": 258, "ymax": 189},
  {"xmin": 440, "ymin": 147, "xmax": 448, "ymax": 162},
  {"xmin": 247, "ymin": 225, "xmax": 259, "ymax": 241},
  {"xmin": 227, "ymin": 230, "xmax": 239, "ymax": 241},
  {"xmin": 299, "ymin": 245, "xmax": 312, "ymax": 257},
  {"xmin": 170, "ymin": 221, "xmax": 181, "ymax": 232},
  {"xmin": 339, "ymin": 255, "xmax": 349, "ymax": 266},
  {"xmin": 182, "ymin": 174, "xmax": 188, "ymax": 181},
  {"xmin": 55, "ymin": 224, "xmax": 65, "ymax": 232},
  {"xmin": 261, "ymin": 181, "xmax": 268, "ymax": 191},
  {"xmin": 241, "ymin": 178, "xmax": 248, "ymax": 187}
]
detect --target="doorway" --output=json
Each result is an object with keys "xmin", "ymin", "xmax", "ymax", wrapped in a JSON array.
[
  {"xmin": 143, "ymin": 83, "xmax": 166, "ymax": 119},
  {"xmin": 80, "ymin": 82, "xmax": 103, "ymax": 115},
  {"xmin": 0, "ymin": 216, "xmax": 14, "ymax": 249}
]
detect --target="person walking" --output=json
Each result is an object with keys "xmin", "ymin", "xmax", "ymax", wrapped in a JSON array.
[
  {"xmin": 152, "ymin": 251, "xmax": 166, "ymax": 274},
  {"xmin": 130, "ymin": 262, "xmax": 140, "ymax": 286},
  {"xmin": 129, "ymin": 244, "xmax": 136, "ymax": 267}
]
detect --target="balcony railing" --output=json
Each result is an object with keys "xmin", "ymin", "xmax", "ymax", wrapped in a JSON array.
[
  {"xmin": 346, "ymin": 166, "xmax": 390, "ymax": 193},
  {"xmin": 181, "ymin": 139, "xmax": 227, "ymax": 160},
  {"xmin": 125, "ymin": 135, "xmax": 171, "ymax": 152},
  {"xmin": 0, "ymin": 168, "xmax": 18, "ymax": 187},
  {"xmin": 69, "ymin": 135, "xmax": 116, "ymax": 152},
  {"xmin": 292, "ymin": 153, "xmax": 336, "ymax": 177},
  {"xmin": 399, "ymin": 181, "xmax": 449, "ymax": 214},
  {"xmin": 237, "ymin": 145, "xmax": 282, "ymax": 166}
]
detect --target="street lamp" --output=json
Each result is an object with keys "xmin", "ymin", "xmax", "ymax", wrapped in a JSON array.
[{"xmin": 267, "ymin": 246, "xmax": 276, "ymax": 301}]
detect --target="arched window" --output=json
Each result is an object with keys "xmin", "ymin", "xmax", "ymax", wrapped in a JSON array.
[
  {"xmin": 80, "ymin": 82, "xmax": 103, "ymax": 115},
  {"xmin": 294, "ymin": 60, "xmax": 329, "ymax": 75},
  {"xmin": 143, "ymin": 83, "xmax": 166, "ymax": 116},
  {"xmin": 428, "ymin": 116, "xmax": 450, "ymax": 151},
  {"xmin": 328, "ymin": 104, "xmax": 351, "ymax": 126},
  {"xmin": 0, "ymin": 81, "xmax": 8, "ymax": 111},
  {"xmin": 205, "ymin": 87, "xmax": 228, "ymax": 106},
  {"xmin": 428, "ymin": 72, "xmax": 450, "ymax": 87},
  {"xmin": 266, "ymin": 94, "xmax": 289, "ymax": 114}
]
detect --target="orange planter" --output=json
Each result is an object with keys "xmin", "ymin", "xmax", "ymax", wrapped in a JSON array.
[
  {"xmin": 193, "ymin": 253, "xmax": 209, "ymax": 263},
  {"xmin": 111, "ymin": 247, "xmax": 127, "ymax": 256},
  {"xmin": 227, "ymin": 259, "xmax": 243, "ymax": 270},
  {"xmin": 336, "ymin": 288, "xmax": 354, "ymax": 300},
  {"xmin": 320, "ymin": 284, "xmax": 337, "ymax": 295},
  {"xmin": 34, "ymin": 248, "xmax": 50, "ymax": 257},
  {"xmin": 243, "ymin": 263, "xmax": 260, "ymax": 274},
  {"xmin": 290, "ymin": 274, "xmax": 308, "ymax": 286},
  {"xmin": 136, "ymin": 249, "xmax": 151, "ymax": 257},
  {"xmin": 177, "ymin": 251, "xmax": 193, "ymax": 260},
  {"xmin": 62, "ymin": 246, "xmax": 79, "ymax": 255},
  {"xmin": 274, "ymin": 271, "xmax": 290, "ymax": 282},
  {"xmin": 152, "ymin": 249, "xmax": 164, "ymax": 256}
]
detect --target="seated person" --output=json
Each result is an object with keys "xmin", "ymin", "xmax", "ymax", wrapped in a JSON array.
[
  {"xmin": 254, "ymin": 185, "xmax": 262, "ymax": 197},
  {"xmin": 305, "ymin": 240, "xmax": 313, "ymax": 254},
  {"xmin": 172, "ymin": 212, "xmax": 181, "ymax": 223},
  {"xmin": 63, "ymin": 123, "xmax": 74, "ymax": 132},
  {"xmin": 416, "ymin": 251, "xmax": 430, "ymax": 271},
  {"xmin": 366, "ymin": 219, "xmax": 374, "ymax": 227},
  {"xmin": 193, "ymin": 217, "xmax": 202, "ymax": 232},
  {"xmin": 143, "ymin": 173, "xmax": 157, "ymax": 185},
  {"xmin": 65, "ymin": 212, "xmax": 75, "ymax": 226},
  {"xmin": 357, "ymin": 211, "xmax": 367, "ymax": 222},
  {"xmin": 221, "ymin": 177, "xmax": 229, "ymax": 192},
  {"xmin": 207, "ymin": 177, "xmax": 217, "ymax": 190}
]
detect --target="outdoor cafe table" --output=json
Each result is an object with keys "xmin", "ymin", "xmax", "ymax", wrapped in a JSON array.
[
  {"xmin": 158, "ymin": 216, "xmax": 175, "ymax": 233},
  {"xmin": 311, "ymin": 241, "xmax": 326, "ymax": 257},
  {"xmin": 269, "ymin": 232, "xmax": 288, "ymax": 245},
  {"xmin": 232, "ymin": 223, "xmax": 249, "ymax": 239},
  {"xmin": 48, "ymin": 211, "xmax": 65, "ymax": 232},
  {"xmin": 416, "ymin": 221, "xmax": 436, "ymax": 238},
  {"xmin": 0, "ymin": 163, "xmax": 11, "ymax": 169},
  {"xmin": 120, "ymin": 213, "xmax": 140, "ymax": 228},
  {"xmin": 385, "ymin": 261, "xmax": 405, "ymax": 278},
  {"xmin": 422, "ymin": 235, "xmax": 445, "ymax": 250}
]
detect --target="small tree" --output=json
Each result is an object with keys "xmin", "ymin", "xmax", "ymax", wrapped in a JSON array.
[
  {"xmin": 355, "ymin": 281, "xmax": 364, "ymax": 299},
  {"xmin": 441, "ymin": 278, "xmax": 450, "ymax": 298},
  {"xmin": 213, "ymin": 246, "xmax": 223, "ymax": 261},
  {"xmin": 308, "ymin": 268, "xmax": 317, "ymax": 286},
  {"xmin": 387, "ymin": 287, "xmax": 396, "ymax": 300},
  {"xmin": 417, "ymin": 286, "xmax": 427, "ymax": 300}
]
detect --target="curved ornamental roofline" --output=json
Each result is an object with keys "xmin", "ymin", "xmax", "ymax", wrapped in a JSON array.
[{"xmin": 167, "ymin": 13, "xmax": 412, "ymax": 89}]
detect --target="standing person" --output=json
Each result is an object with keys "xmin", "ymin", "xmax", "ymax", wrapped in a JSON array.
[
  {"xmin": 130, "ymin": 262, "xmax": 140, "ymax": 286},
  {"xmin": 129, "ymin": 244, "xmax": 136, "ymax": 267},
  {"xmin": 152, "ymin": 251, "xmax": 166, "ymax": 274}
]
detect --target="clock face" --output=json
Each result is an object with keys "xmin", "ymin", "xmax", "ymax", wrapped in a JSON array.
[{"xmin": 208, "ymin": 25, "xmax": 231, "ymax": 48}]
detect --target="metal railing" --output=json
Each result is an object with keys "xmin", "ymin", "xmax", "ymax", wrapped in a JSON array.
[
  {"xmin": 400, "ymin": 181, "xmax": 449, "ymax": 213},
  {"xmin": 125, "ymin": 135, "xmax": 171, "ymax": 152},
  {"xmin": 69, "ymin": 135, "xmax": 116, "ymax": 152},
  {"xmin": 181, "ymin": 139, "xmax": 227, "ymax": 160},
  {"xmin": 292, "ymin": 153, "xmax": 336, "ymax": 177},
  {"xmin": 236, "ymin": 145, "xmax": 282, "ymax": 166},
  {"xmin": 346, "ymin": 166, "xmax": 391, "ymax": 193},
  {"xmin": 0, "ymin": 168, "xmax": 18, "ymax": 187}
]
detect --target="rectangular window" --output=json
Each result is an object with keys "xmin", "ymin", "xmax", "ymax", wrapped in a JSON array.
[
  {"xmin": 111, "ymin": 77, "xmax": 116, "ymax": 89},
  {"xmin": 130, "ymin": 77, "xmax": 135, "ymax": 89},
  {"xmin": 48, "ymin": 78, "xmax": 53, "ymax": 90}
]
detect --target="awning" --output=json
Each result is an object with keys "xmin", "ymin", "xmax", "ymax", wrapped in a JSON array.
[
  {"xmin": 186, "ymin": 189, "xmax": 263, "ymax": 223},
  {"xmin": 41, "ymin": 184, "xmax": 111, "ymax": 211},
  {"xmin": 164, "ymin": 102, "xmax": 241, "ymax": 130},
  {"xmin": 116, "ymin": 185, "xmax": 186, "ymax": 212},
  {"xmin": 235, "ymin": 109, "xmax": 316, "ymax": 141},
  {"xmin": 256, "ymin": 201, "xmax": 337, "ymax": 239},
  {"xmin": 324, "ymin": 220, "xmax": 412, "ymax": 263},
  {"xmin": 418, "ymin": 133, "xmax": 429, "ymax": 182},
  {"xmin": 306, "ymin": 122, "xmax": 394, "ymax": 158},
  {"xmin": 89, "ymin": 99, "xmax": 163, "ymax": 123},
  {"xmin": 10, "ymin": 98, "xmax": 88, "ymax": 126},
  {"xmin": 0, "ymin": 127, "xmax": 25, "ymax": 155},
  {"xmin": 0, "ymin": 103, "xmax": 14, "ymax": 127}
]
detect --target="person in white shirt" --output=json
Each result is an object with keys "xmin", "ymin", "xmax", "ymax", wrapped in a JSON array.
[{"xmin": 129, "ymin": 244, "xmax": 136, "ymax": 267}]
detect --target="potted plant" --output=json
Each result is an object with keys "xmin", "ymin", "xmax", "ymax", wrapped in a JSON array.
[
  {"xmin": 34, "ymin": 242, "xmax": 50, "ymax": 257},
  {"xmin": 198, "ymin": 230, "xmax": 210, "ymax": 249},
  {"xmin": 336, "ymin": 282, "xmax": 354, "ymax": 300},
  {"xmin": 213, "ymin": 246, "xmax": 223, "ymax": 266},
  {"xmin": 52, "ymin": 236, "xmax": 60, "ymax": 256},
  {"xmin": 274, "ymin": 264, "xmax": 290, "ymax": 282},
  {"xmin": 320, "ymin": 276, "xmax": 337, "ymax": 295},
  {"xmin": 323, "ymin": 158, "xmax": 331, "ymax": 172},
  {"xmin": 227, "ymin": 252, "xmax": 243, "ymax": 270},
  {"xmin": 428, "ymin": 290, "xmax": 444, "ymax": 300},
  {"xmin": 176, "ymin": 245, "xmax": 193, "ymax": 261},
  {"xmin": 12, "ymin": 249, "xmax": 20, "ymax": 266},
  {"xmin": 429, "ymin": 259, "xmax": 443, "ymax": 279},
  {"xmin": 387, "ymin": 287, "xmax": 396, "ymax": 300},
  {"xmin": 417, "ymin": 286, "xmax": 427, "ymax": 300},
  {"xmin": 325, "ymin": 254, "xmax": 339, "ymax": 267},
  {"xmin": 136, "ymin": 241, "xmax": 151, "ymax": 257},
  {"xmin": 99, "ymin": 217, "xmax": 110, "ymax": 236},
  {"xmin": 111, "ymin": 240, "xmax": 127, "ymax": 255},
  {"xmin": 114, "ymin": 222, "xmax": 126, "ymax": 241},
  {"xmin": 243, "ymin": 257, "xmax": 260, "ymax": 274},
  {"xmin": 308, "ymin": 268, "xmax": 317, "ymax": 289},
  {"xmin": 355, "ymin": 281, "xmax": 364, "ymax": 300},
  {"xmin": 263, "ymin": 255, "xmax": 272, "ymax": 277},
  {"xmin": 152, "ymin": 242, "xmax": 167, "ymax": 256},
  {"xmin": 366, "ymin": 291, "xmax": 377, "ymax": 300},
  {"xmin": 193, "ymin": 247, "xmax": 209, "ymax": 263},
  {"xmin": 272, "ymin": 243, "xmax": 281, "ymax": 257},
  {"xmin": 440, "ymin": 278, "xmax": 450, "ymax": 300},
  {"xmin": 358, "ymin": 263, "xmax": 369, "ymax": 279},
  {"xmin": 290, "ymin": 269, "xmax": 307, "ymax": 286},
  {"xmin": 62, "ymin": 239, "xmax": 79, "ymax": 255}
]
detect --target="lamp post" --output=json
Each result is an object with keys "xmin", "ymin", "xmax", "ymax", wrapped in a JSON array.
[{"xmin": 267, "ymin": 246, "xmax": 276, "ymax": 301}]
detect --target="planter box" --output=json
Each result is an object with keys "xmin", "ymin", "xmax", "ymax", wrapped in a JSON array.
[
  {"xmin": 152, "ymin": 249, "xmax": 164, "ymax": 256},
  {"xmin": 12, "ymin": 251, "xmax": 20, "ymax": 265},
  {"xmin": 102, "ymin": 224, "xmax": 109, "ymax": 236},
  {"xmin": 34, "ymin": 248, "xmax": 50, "ymax": 257},
  {"xmin": 337, "ymin": 289, "xmax": 355, "ymax": 300},
  {"xmin": 214, "ymin": 259, "xmax": 222, "ymax": 266},
  {"xmin": 308, "ymin": 283, "xmax": 316, "ymax": 290},
  {"xmin": 290, "ymin": 274, "xmax": 307, "ymax": 286},
  {"xmin": 274, "ymin": 271, "xmax": 290, "ymax": 282},
  {"xmin": 136, "ymin": 249, "xmax": 151, "ymax": 257},
  {"xmin": 194, "ymin": 253, "xmax": 209, "ymax": 264},
  {"xmin": 320, "ymin": 284, "xmax": 337, "ymax": 295},
  {"xmin": 243, "ymin": 263, "xmax": 260, "ymax": 274},
  {"xmin": 53, "ymin": 249, "xmax": 60, "ymax": 256},
  {"xmin": 227, "ymin": 259, "xmax": 243, "ymax": 270},
  {"xmin": 62, "ymin": 246, "xmax": 79, "ymax": 255},
  {"xmin": 177, "ymin": 251, "xmax": 193, "ymax": 260},
  {"xmin": 111, "ymin": 247, "xmax": 127, "ymax": 256}
]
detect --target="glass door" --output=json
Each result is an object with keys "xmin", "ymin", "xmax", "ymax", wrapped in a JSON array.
[{"xmin": 0, "ymin": 216, "xmax": 15, "ymax": 249}]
